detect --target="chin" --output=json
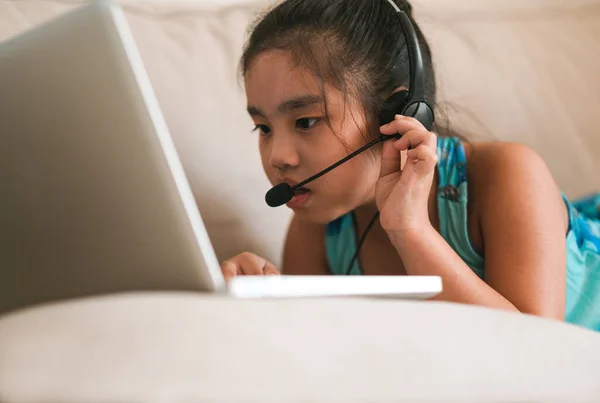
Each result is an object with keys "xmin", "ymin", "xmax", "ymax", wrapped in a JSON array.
[{"xmin": 291, "ymin": 203, "xmax": 353, "ymax": 226}]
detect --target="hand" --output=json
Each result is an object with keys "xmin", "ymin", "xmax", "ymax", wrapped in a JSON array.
[
  {"xmin": 375, "ymin": 115, "xmax": 438, "ymax": 235},
  {"xmin": 220, "ymin": 252, "xmax": 281, "ymax": 280}
]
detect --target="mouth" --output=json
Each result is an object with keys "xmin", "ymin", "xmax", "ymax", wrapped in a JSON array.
[
  {"xmin": 279, "ymin": 177, "xmax": 310, "ymax": 192},
  {"xmin": 286, "ymin": 188, "xmax": 312, "ymax": 209},
  {"xmin": 279, "ymin": 177, "xmax": 313, "ymax": 208}
]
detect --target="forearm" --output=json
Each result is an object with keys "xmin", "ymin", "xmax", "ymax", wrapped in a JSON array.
[{"xmin": 389, "ymin": 226, "xmax": 519, "ymax": 312}]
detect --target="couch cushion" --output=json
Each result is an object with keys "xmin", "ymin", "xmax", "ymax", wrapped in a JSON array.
[{"xmin": 1, "ymin": 293, "xmax": 600, "ymax": 402}]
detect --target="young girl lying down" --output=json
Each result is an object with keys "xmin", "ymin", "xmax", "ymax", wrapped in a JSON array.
[{"xmin": 219, "ymin": 0, "xmax": 600, "ymax": 331}]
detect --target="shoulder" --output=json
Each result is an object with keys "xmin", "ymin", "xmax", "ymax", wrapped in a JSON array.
[
  {"xmin": 465, "ymin": 141, "xmax": 568, "ymax": 230},
  {"xmin": 465, "ymin": 141, "xmax": 548, "ymax": 177},
  {"xmin": 282, "ymin": 214, "xmax": 329, "ymax": 275},
  {"xmin": 466, "ymin": 141, "xmax": 558, "ymax": 197}
]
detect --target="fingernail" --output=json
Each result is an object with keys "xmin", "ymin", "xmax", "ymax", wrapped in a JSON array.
[{"xmin": 395, "ymin": 114, "xmax": 405, "ymax": 119}]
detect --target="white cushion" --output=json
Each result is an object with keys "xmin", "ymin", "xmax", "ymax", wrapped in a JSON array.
[
  {"xmin": 1, "ymin": 2, "xmax": 599, "ymax": 400},
  {"xmin": 1, "ymin": 293, "xmax": 600, "ymax": 402}
]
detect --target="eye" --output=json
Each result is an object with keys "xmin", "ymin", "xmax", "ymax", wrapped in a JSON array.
[
  {"xmin": 296, "ymin": 117, "xmax": 320, "ymax": 131},
  {"xmin": 252, "ymin": 124, "xmax": 271, "ymax": 136}
]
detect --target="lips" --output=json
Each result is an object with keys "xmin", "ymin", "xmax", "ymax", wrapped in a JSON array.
[
  {"xmin": 280, "ymin": 177, "xmax": 310, "ymax": 193},
  {"xmin": 286, "ymin": 189, "xmax": 312, "ymax": 209},
  {"xmin": 279, "ymin": 177, "xmax": 298, "ymax": 187},
  {"xmin": 279, "ymin": 177, "xmax": 312, "ymax": 208}
]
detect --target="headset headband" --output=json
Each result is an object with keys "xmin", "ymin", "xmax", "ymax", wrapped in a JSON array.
[
  {"xmin": 381, "ymin": 0, "xmax": 434, "ymax": 131},
  {"xmin": 384, "ymin": 0, "xmax": 426, "ymax": 101}
]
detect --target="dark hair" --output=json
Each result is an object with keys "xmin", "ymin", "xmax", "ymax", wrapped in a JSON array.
[{"xmin": 240, "ymin": 0, "xmax": 456, "ymax": 141}]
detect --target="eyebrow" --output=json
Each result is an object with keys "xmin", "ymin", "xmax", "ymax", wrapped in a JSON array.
[{"xmin": 247, "ymin": 94, "xmax": 324, "ymax": 118}]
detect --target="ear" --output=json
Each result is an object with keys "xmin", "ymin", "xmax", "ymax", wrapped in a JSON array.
[{"xmin": 378, "ymin": 90, "xmax": 409, "ymax": 126}]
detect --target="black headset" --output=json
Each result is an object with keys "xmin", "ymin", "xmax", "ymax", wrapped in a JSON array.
[
  {"xmin": 265, "ymin": 0, "xmax": 435, "ymax": 275},
  {"xmin": 379, "ymin": 0, "xmax": 435, "ymax": 130}
]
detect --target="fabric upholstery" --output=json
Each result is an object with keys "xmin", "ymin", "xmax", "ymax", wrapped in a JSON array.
[
  {"xmin": 1, "ymin": 293, "xmax": 600, "ymax": 402},
  {"xmin": 1, "ymin": 1, "xmax": 600, "ymax": 401},
  {"xmin": 0, "ymin": 0, "xmax": 598, "ymax": 267}
]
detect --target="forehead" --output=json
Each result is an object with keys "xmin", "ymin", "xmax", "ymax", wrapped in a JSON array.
[{"xmin": 244, "ymin": 51, "xmax": 322, "ymax": 107}]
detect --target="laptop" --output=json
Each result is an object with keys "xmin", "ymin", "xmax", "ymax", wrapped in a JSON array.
[{"xmin": 0, "ymin": 1, "xmax": 442, "ymax": 314}]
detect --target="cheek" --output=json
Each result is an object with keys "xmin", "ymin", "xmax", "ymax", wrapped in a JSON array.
[
  {"xmin": 320, "ymin": 152, "xmax": 379, "ymax": 196},
  {"xmin": 311, "ymin": 132, "xmax": 380, "ymax": 192},
  {"xmin": 258, "ymin": 140, "xmax": 275, "ymax": 181}
]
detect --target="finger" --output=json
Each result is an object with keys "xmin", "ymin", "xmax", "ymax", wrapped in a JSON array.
[
  {"xmin": 380, "ymin": 115, "xmax": 426, "ymax": 136},
  {"xmin": 238, "ymin": 252, "xmax": 266, "ymax": 275},
  {"xmin": 263, "ymin": 261, "xmax": 281, "ymax": 276},
  {"xmin": 221, "ymin": 261, "xmax": 240, "ymax": 280},
  {"xmin": 406, "ymin": 145, "xmax": 439, "ymax": 173},
  {"xmin": 379, "ymin": 137, "xmax": 402, "ymax": 178},
  {"xmin": 394, "ymin": 129, "xmax": 436, "ymax": 152},
  {"xmin": 406, "ymin": 144, "xmax": 438, "ymax": 162}
]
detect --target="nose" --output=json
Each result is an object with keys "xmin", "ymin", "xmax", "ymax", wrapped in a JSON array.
[{"xmin": 269, "ymin": 132, "xmax": 300, "ymax": 170}]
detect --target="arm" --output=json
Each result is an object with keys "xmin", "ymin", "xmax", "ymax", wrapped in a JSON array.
[
  {"xmin": 390, "ymin": 143, "xmax": 567, "ymax": 319},
  {"xmin": 477, "ymin": 143, "xmax": 567, "ymax": 318},
  {"xmin": 282, "ymin": 214, "xmax": 330, "ymax": 275}
]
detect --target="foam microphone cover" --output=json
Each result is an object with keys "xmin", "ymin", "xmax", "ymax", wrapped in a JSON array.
[{"xmin": 265, "ymin": 182, "xmax": 294, "ymax": 207}]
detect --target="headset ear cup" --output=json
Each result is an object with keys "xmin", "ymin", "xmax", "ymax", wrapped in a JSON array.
[
  {"xmin": 379, "ymin": 90, "xmax": 409, "ymax": 126},
  {"xmin": 403, "ymin": 101, "xmax": 435, "ymax": 131}
]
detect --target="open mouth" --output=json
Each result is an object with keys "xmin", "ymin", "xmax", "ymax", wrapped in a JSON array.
[
  {"xmin": 286, "ymin": 186, "xmax": 312, "ymax": 209},
  {"xmin": 294, "ymin": 187, "xmax": 311, "ymax": 195}
]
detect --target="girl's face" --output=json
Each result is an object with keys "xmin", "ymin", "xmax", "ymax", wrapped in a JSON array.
[{"xmin": 244, "ymin": 50, "xmax": 381, "ymax": 224}]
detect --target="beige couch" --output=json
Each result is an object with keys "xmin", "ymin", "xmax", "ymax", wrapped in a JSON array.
[{"xmin": 1, "ymin": 0, "xmax": 600, "ymax": 401}]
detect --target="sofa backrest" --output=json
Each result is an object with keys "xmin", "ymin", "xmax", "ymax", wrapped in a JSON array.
[{"xmin": 1, "ymin": 0, "xmax": 598, "ymax": 268}]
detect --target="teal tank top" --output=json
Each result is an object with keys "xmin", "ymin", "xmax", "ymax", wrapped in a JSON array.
[{"xmin": 325, "ymin": 136, "xmax": 600, "ymax": 331}]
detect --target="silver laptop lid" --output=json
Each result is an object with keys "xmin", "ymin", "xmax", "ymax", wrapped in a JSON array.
[{"xmin": 0, "ymin": 1, "xmax": 225, "ymax": 315}]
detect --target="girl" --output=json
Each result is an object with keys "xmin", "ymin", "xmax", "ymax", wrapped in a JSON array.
[{"xmin": 220, "ymin": 0, "xmax": 600, "ymax": 331}]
